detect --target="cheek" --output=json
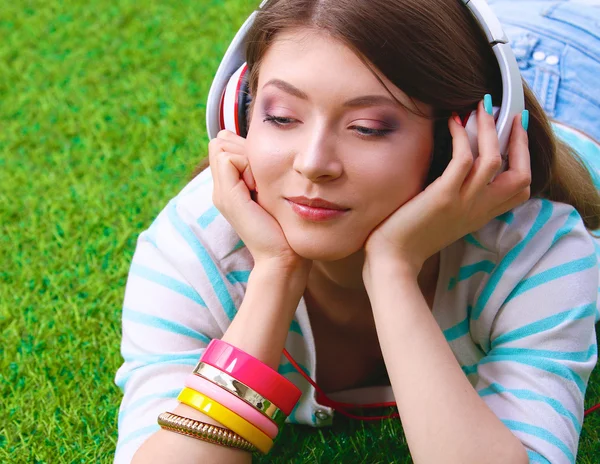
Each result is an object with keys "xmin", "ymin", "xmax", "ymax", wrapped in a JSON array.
[
  {"xmin": 245, "ymin": 133, "xmax": 277, "ymax": 182},
  {"xmin": 355, "ymin": 152, "xmax": 431, "ymax": 222}
]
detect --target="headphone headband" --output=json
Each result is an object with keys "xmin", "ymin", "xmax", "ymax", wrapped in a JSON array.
[
  {"xmin": 462, "ymin": 0, "xmax": 524, "ymax": 159},
  {"xmin": 206, "ymin": 0, "xmax": 524, "ymax": 160},
  {"xmin": 205, "ymin": 9, "xmax": 259, "ymax": 140}
]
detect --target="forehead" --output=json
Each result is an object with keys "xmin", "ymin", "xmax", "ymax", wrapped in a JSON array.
[{"xmin": 257, "ymin": 28, "xmax": 419, "ymax": 111}]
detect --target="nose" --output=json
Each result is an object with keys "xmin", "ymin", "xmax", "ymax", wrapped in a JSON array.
[{"xmin": 292, "ymin": 126, "xmax": 343, "ymax": 182}]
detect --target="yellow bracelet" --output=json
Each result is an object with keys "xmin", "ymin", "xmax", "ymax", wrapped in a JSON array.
[{"xmin": 178, "ymin": 387, "xmax": 274, "ymax": 454}]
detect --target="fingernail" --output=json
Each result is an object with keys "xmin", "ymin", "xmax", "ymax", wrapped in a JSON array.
[
  {"xmin": 521, "ymin": 109, "xmax": 529, "ymax": 131},
  {"xmin": 451, "ymin": 112, "xmax": 462, "ymax": 126},
  {"xmin": 483, "ymin": 94, "xmax": 493, "ymax": 115}
]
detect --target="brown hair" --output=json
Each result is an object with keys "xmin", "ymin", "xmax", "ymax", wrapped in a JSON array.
[{"xmin": 191, "ymin": 0, "xmax": 600, "ymax": 231}]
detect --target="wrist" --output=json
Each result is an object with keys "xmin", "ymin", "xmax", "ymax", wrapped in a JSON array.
[
  {"xmin": 363, "ymin": 254, "xmax": 421, "ymax": 290},
  {"xmin": 253, "ymin": 258, "xmax": 312, "ymax": 289},
  {"xmin": 223, "ymin": 261, "xmax": 311, "ymax": 370}
]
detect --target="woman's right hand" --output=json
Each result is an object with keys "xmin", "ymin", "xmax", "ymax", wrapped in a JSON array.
[{"xmin": 209, "ymin": 130, "xmax": 312, "ymax": 276}]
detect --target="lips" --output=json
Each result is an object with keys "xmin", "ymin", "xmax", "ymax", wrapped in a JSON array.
[{"xmin": 285, "ymin": 196, "xmax": 349, "ymax": 211}]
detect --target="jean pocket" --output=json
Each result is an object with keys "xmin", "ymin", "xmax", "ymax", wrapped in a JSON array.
[
  {"xmin": 503, "ymin": 24, "xmax": 565, "ymax": 116},
  {"xmin": 542, "ymin": 2, "xmax": 600, "ymax": 57}
]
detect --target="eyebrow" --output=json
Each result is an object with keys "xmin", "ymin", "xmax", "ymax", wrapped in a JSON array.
[{"xmin": 263, "ymin": 78, "xmax": 401, "ymax": 109}]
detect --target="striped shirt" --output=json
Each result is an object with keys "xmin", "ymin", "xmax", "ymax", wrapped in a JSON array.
[{"xmin": 113, "ymin": 128, "xmax": 600, "ymax": 464}]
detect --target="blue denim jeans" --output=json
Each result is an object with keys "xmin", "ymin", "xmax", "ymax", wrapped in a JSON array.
[{"xmin": 489, "ymin": 0, "xmax": 600, "ymax": 143}]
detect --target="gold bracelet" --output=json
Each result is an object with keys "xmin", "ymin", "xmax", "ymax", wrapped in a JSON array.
[
  {"xmin": 177, "ymin": 387, "xmax": 274, "ymax": 454},
  {"xmin": 157, "ymin": 411, "xmax": 257, "ymax": 453},
  {"xmin": 193, "ymin": 362, "xmax": 287, "ymax": 427}
]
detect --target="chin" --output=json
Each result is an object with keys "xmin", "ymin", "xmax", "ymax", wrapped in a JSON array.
[{"xmin": 284, "ymin": 229, "xmax": 364, "ymax": 262}]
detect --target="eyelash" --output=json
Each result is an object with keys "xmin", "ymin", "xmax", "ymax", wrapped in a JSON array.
[{"xmin": 262, "ymin": 114, "xmax": 393, "ymax": 139}]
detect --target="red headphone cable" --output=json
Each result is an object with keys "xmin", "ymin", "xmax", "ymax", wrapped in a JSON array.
[{"xmin": 283, "ymin": 348, "xmax": 600, "ymax": 420}]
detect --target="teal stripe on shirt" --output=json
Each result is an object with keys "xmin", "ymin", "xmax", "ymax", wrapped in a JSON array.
[
  {"xmin": 226, "ymin": 270, "xmax": 251, "ymax": 284},
  {"xmin": 490, "ymin": 303, "xmax": 597, "ymax": 350},
  {"xmin": 495, "ymin": 211, "xmax": 514, "ymax": 224},
  {"xmin": 287, "ymin": 401, "xmax": 302, "ymax": 425},
  {"xmin": 197, "ymin": 206, "xmax": 220, "ymax": 229},
  {"xmin": 478, "ymin": 382, "xmax": 582, "ymax": 434},
  {"xmin": 121, "ymin": 352, "xmax": 203, "ymax": 364},
  {"xmin": 116, "ymin": 424, "xmax": 160, "ymax": 452},
  {"xmin": 489, "ymin": 344, "xmax": 597, "ymax": 363},
  {"xmin": 501, "ymin": 419, "xmax": 574, "ymax": 463},
  {"xmin": 461, "ymin": 364, "xmax": 478, "ymax": 376},
  {"xmin": 222, "ymin": 239, "xmax": 246, "ymax": 260},
  {"xmin": 118, "ymin": 388, "xmax": 180, "ymax": 428},
  {"xmin": 504, "ymin": 253, "xmax": 597, "ymax": 303},
  {"xmin": 144, "ymin": 219, "xmax": 159, "ymax": 248},
  {"xmin": 444, "ymin": 305, "xmax": 473, "ymax": 343},
  {"xmin": 443, "ymin": 317, "xmax": 469, "ymax": 342},
  {"xmin": 115, "ymin": 357, "xmax": 198, "ymax": 391},
  {"xmin": 289, "ymin": 319, "xmax": 303, "ymax": 335},
  {"xmin": 526, "ymin": 449, "xmax": 551, "ymax": 464},
  {"xmin": 472, "ymin": 200, "xmax": 554, "ymax": 321},
  {"xmin": 463, "ymin": 233, "xmax": 490, "ymax": 251},
  {"xmin": 551, "ymin": 209, "xmax": 582, "ymax": 247},
  {"xmin": 278, "ymin": 361, "xmax": 310, "ymax": 377},
  {"xmin": 448, "ymin": 260, "xmax": 495, "ymax": 290},
  {"xmin": 130, "ymin": 263, "xmax": 206, "ymax": 307},
  {"xmin": 479, "ymin": 354, "xmax": 587, "ymax": 395},
  {"xmin": 122, "ymin": 306, "xmax": 212, "ymax": 344},
  {"xmin": 167, "ymin": 200, "xmax": 238, "ymax": 321}
]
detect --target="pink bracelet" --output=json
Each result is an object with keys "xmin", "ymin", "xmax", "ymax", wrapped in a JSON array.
[
  {"xmin": 184, "ymin": 373, "xmax": 279, "ymax": 439},
  {"xmin": 200, "ymin": 339, "xmax": 301, "ymax": 415}
]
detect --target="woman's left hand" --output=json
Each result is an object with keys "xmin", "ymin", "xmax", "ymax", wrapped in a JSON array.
[{"xmin": 363, "ymin": 100, "xmax": 531, "ymax": 278}]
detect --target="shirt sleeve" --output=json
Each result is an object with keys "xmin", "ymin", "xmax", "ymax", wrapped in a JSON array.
[
  {"xmin": 472, "ymin": 200, "xmax": 599, "ymax": 464},
  {"xmin": 112, "ymin": 213, "xmax": 225, "ymax": 464}
]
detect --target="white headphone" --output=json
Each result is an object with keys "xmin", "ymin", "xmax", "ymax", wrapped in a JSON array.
[{"xmin": 206, "ymin": 0, "xmax": 524, "ymax": 174}]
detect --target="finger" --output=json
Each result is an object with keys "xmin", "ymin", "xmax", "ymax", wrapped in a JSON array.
[
  {"xmin": 438, "ymin": 114, "xmax": 474, "ymax": 191},
  {"xmin": 464, "ymin": 98, "xmax": 502, "ymax": 195},
  {"xmin": 487, "ymin": 185, "xmax": 531, "ymax": 219},
  {"xmin": 217, "ymin": 153, "xmax": 256, "ymax": 200},
  {"xmin": 217, "ymin": 129, "xmax": 246, "ymax": 147},
  {"xmin": 208, "ymin": 138, "xmax": 223, "ymax": 194},
  {"xmin": 213, "ymin": 154, "xmax": 264, "ymax": 238},
  {"xmin": 505, "ymin": 112, "xmax": 530, "ymax": 177},
  {"xmin": 239, "ymin": 156, "xmax": 256, "ymax": 192},
  {"xmin": 209, "ymin": 137, "xmax": 248, "ymax": 194},
  {"xmin": 484, "ymin": 114, "xmax": 531, "ymax": 201},
  {"xmin": 212, "ymin": 139, "xmax": 246, "ymax": 157}
]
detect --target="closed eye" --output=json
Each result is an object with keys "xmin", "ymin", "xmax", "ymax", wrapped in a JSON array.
[
  {"xmin": 350, "ymin": 126, "xmax": 393, "ymax": 138},
  {"xmin": 263, "ymin": 113, "xmax": 393, "ymax": 139},
  {"xmin": 263, "ymin": 114, "xmax": 296, "ymax": 127}
]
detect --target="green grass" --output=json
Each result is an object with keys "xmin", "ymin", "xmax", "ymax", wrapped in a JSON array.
[{"xmin": 1, "ymin": 0, "xmax": 598, "ymax": 462}]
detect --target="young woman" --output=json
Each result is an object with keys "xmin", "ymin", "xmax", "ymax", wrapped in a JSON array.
[{"xmin": 114, "ymin": 1, "xmax": 600, "ymax": 463}]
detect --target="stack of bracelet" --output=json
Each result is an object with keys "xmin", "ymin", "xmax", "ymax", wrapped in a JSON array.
[{"xmin": 157, "ymin": 339, "xmax": 302, "ymax": 455}]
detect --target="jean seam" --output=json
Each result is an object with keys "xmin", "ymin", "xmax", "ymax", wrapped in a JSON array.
[
  {"xmin": 560, "ymin": 85, "xmax": 600, "ymax": 109},
  {"xmin": 534, "ymin": 67, "xmax": 560, "ymax": 116},
  {"xmin": 542, "ymin": 3, "xmax": 600, "ymax": 42},
  {"xmin": 501, "ymin": 19, "xmax": 600, "ymax": 62}
]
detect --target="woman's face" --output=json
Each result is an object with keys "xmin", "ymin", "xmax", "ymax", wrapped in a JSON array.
[{"xmin": 245, "ymin": 28, "xmax": 434, "ymax": 261}]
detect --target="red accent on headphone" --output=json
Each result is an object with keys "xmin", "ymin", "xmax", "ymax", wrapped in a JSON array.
[
  {"xmin": 283, "ymin": 346, "xmax": 599, "ymax": 420},
  {"xmin": 233, "ymin": 65, "xmax": 248, "ymax": 136},
  {"xmin": 219, "ymin": 88, "xmax": 226, "ymax": 132},
  {"xmin": 461, "ymin": 111, "xmax": 472, "ymax": 127},
  {"xmin": 283, "ymin": 348, "xmax": 400, "ymax": 421}
]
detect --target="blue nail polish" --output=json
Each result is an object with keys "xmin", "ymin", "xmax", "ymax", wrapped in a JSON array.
[
  {"xmin": 483, "ymin": 94, "xmax": 493, "ymax": 115},
  {"xmin": 521, "ymin": 109, "xmax": 529, "ymax": 131}
]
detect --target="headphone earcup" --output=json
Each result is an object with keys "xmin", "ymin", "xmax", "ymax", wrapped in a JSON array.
[
  {"xmin": 462, "ymin": 106, "xmax": 501, "ymax": 158},
  {"xmin": 463, "ymin": 110, "xmax": 480, "ymax": 158},
  {"xmin": 426, "ymin": 105, "xmax": 500, "ymax": 186},
  {"xmin": 237, "ymin": 72, "xmax": 252, "ymax": 138},
  {"xmin": 219, "ymin": 62, "xmax": 251, "ymax": 137}
]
